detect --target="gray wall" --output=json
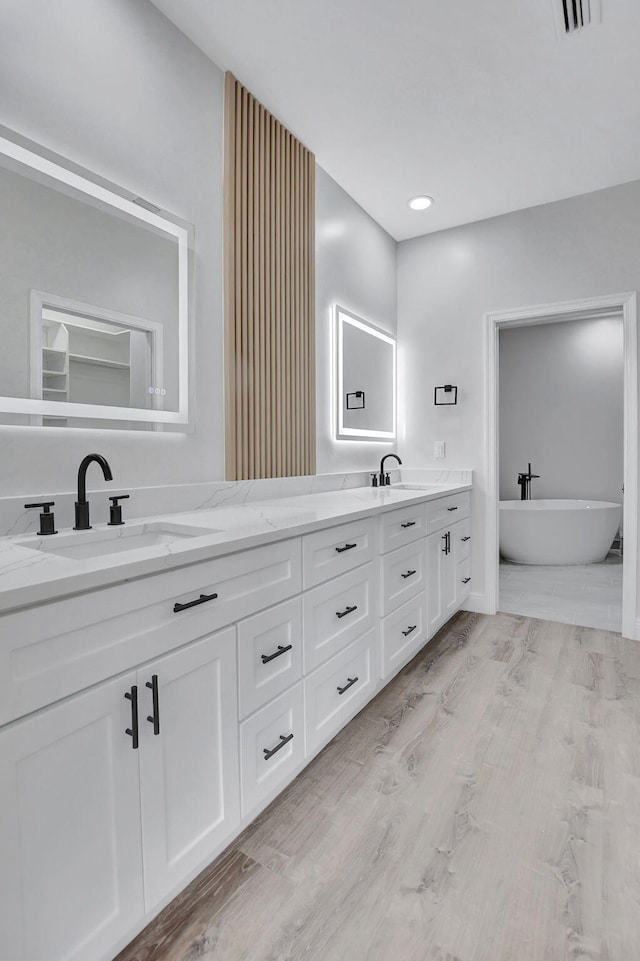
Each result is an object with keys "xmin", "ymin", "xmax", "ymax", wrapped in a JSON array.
[
  {"xmin": 315, "ymin": 166, "xmax": 397, "ymax": 473},
  {"xmin": 0, "ymin": 0, "xmax": 224, "ymax": 496},
  {"xmin": 499, "ymin": 318, "xmax": 623, "ymax": 504},
  {"xmin": 398, "ymin": 178, "xmax": 640, "ymax": 604}
]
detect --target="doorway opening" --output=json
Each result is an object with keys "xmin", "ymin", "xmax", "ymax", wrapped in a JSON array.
[{"xmin": 485, "ymin": 293, "xmax": 638, "ymax": 639}]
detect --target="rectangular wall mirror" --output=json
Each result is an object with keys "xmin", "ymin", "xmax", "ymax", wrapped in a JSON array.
[
  {"xmin": 0, "ymin": 127, "xmax": 192, "ymax": 430},
  {"xmin": 335, "ymin": 305, "xmax": 396, "ymax": 441}
]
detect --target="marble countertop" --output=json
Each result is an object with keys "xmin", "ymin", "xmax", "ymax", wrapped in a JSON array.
[{"xmin": 0, "ymin": 482, "xmax": 470, "ymax": 614}]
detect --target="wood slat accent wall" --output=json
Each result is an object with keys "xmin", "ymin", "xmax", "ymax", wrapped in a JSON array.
[{"xmin": 224, "ymin": 72, "xmax": 316, "ymax": 480}]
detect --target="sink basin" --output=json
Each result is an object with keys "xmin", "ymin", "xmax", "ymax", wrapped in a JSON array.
[
  {"xmin": 389, "ymin": 483, "xmax": 434, "ymax": 491},
  {"xmin": 21, "ymin": 522, "xmax": 219, "ymax": 561}
]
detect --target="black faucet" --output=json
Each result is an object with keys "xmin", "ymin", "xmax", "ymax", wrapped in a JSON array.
[
  {"xmin": 517, "ymin": 462, "xmax": 540, "ymax": 501},
  {"xmin": 74, "ymin": 454, "xmax": 113, "ymax": 530},
  {"xmin": 374, "ymin": 453, "xmax": 402, "ymax": 487}
]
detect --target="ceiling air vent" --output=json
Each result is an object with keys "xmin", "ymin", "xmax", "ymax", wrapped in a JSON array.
[
  {"xmin": 131, "ymin": 196, "xmax": 162, "ymax": 214},
  {"xmin": 554, "ymin": 0, "xmax": 601, "ymax": 36}
]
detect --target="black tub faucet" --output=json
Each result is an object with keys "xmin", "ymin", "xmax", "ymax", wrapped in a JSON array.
[
  {"xmin": 74, "ymin": 453, "xmax": 113, "ymax": 530},
  {"xmin": 517, "ymin": 462, "xmax": 540, "ymax": 500},
  {"xmin": 374, "ymin": 453, "xmax": 402, "ymax": 487}
]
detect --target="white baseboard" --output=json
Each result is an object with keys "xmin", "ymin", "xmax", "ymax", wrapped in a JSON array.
[{"xmin": 461, "ymin": 592, "xmax": 495, "ymax": 615}]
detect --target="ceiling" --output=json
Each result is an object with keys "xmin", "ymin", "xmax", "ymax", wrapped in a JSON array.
[{"xmin": 150, "ymin": 0, "xmax": 640, "ymax": 241}]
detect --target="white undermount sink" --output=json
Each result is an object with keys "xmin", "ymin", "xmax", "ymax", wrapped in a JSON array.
[
  {"xmin": 21, "ymin": 521, "xmax": 219, "ymax": 561},
  {"xmin": 390, "ymin": 483, "xmax": 434, "ymax": 490}
]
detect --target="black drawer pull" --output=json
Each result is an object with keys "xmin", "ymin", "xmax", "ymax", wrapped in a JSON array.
[
  {"xmin": 336, "ymin": 604, "xmax": 358, "ymax": 619},
  {"xmin": 402, "ymin": 625, "xmax": 417, "ymax": 637},
  {"xmin": 173, "ymin": 592, "xmax": 218, "ymax": 613},
  {"xmin": 401, "ymin": 569, "xmax": 416, "ymax": 579},
  {"xmin": 335, "ymin": 542, "xmax": 357, "ymax": 553},
  {"xmin": 462, "ymin": 577, "xmax": 471, "ymax": 584},
  {"xmin": 337, "ymin": 676, "xmax": 359, "ymax": 695},
  {"xmin": 401, "ymin": 520, "xmax": 416, "ymax": 528},
  {"xmin": 146, "ymin": 674, "xmax": 160, "ymax": 735},
  {"xmin": 441, "ymin": 531, "xmax": 450, "ymax": 554},
  {"xmin": 447, "ymin": 506, "xmax": 458, "ymax": 512},
  {"xmin": 461, "ymin": 536, "xmax": 471, "ymax": 542},
  {"xmin": 261, "ymin": 644, "xmax": 293, "ymax": 664},
  {"xmin": 124, "ymin": 685, "xmax": 139, "ymax": 749},
  {"xmin": 263, "ymin": 733, "xmax": 294, "ymax": 760}
]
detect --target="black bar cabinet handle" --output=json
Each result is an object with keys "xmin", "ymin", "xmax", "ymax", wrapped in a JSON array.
[
  {"xmin": 461, "ymin": 536, "xmax": 471, "ymax": 542},
  {"xmin": 335, "ymin": 542, "xmax": 357, "ymax": 553},
  {"xmin": 462, "ymin": 577, "xmax": 471, "ymax": 584},
  {"xmin": 263, "ymin": 733, "xmax": 294, "ymax": 760},
  {"xmin": 337, "ymin": 676, "xmax": 358, "ymax": 695},
  {"xmin": 173, "ymin": 591, "xmax": 218, "ymax": 613},
  {"xmin": 401, "ymin": 569, "xmax": 417, "ymax": 579},
  {"xmin": 441, "ymin": 532, "xmax": 448, "ymax": 553},
  {"xmin": 401, "ymin": 520, "xmax": 416, "ymax": 528},
  {"xmin": 336, "ymin": 604, "xmax": 358, "ymax": 619},
  {"xmin": 447, "ymin": 506, "xmax": 458, "ymax": 512},
  {"xmin": 402, "ymin": 625, "xmax": 417, "ymax": 637},
  {"xmin": 261, "ymin": 644, "xmax": 293, "ymax": 664},
  {"xmin": 124, "ymin": 685, "xmax": 139, "ymax": 749},
  {"xmin": 146, "ymin": 674, "xmax": 160, "ymax": 735}
]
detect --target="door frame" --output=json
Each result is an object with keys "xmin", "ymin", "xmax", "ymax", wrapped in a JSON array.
[{"xmin": 484, "ymin": 292, "xmax": 638, "ymax": 639}]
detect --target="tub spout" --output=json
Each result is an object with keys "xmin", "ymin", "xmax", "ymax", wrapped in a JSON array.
[{"xmin": 517, "ymin": 463, "xmax": 540, "ymax": 500}]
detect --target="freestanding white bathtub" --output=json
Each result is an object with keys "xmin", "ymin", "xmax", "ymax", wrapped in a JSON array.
[{"xmin": 500, "ymin": 499, "xmax": 622, "ymax": 565}]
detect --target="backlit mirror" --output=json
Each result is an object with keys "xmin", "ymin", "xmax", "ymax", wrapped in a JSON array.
[
  {"xmin": 335, "ymin": 306, "xmax": 396, "ymax": 441},
  {"xmin": 0, "ymin": 127, "xmax": 191, "ymax": 430}
]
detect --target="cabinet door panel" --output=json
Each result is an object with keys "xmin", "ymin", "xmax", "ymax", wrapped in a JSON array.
[
  {"xmin": 138, "ymin": 628, "xmax": 240, "ymax": 911},
  {"xmin": 0, "ymin": 673, "xmax": 143, "ymax": 961},
  {"xmin": 426, "ymin": 531, "xmax": 445, "ymax": 636}
]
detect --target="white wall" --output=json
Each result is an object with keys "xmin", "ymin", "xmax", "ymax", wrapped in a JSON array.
[
  {"xmin": 0, "ymin": 0, "xmax": 224, "ymax": 497},
  {"xmin": 0, "ymin": 1, "xmax": 398, "ymax": 498},
  {"xmin": 398, "ymin": 179, "xmax": 640, "ymax": 605},
  {"xmin": 499, "ymin": 318, "xmax": 624, "ymax": 503},
  {"xmin": 315, "ymin": 167, "xmax": 397, "ymax": 474}
]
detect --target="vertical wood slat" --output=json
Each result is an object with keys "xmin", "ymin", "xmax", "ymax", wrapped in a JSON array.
[{"xmin": 224, "ymin": 73, "xmax": 316, "ymax": 481}]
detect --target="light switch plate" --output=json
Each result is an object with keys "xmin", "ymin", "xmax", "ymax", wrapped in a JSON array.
[{"xmin": 434, "ymin": 441, "xmax": 446, "ymax": 459}]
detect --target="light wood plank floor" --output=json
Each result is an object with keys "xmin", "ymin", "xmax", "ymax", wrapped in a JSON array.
[{"xmin": 115, "ymin": 612, "xmax": 640, "ymax": 961}]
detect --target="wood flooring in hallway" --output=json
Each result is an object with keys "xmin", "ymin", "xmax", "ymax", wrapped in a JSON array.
[{"xmin": 115, "ymin": 611, "xmax": 640, "ymax": 961}]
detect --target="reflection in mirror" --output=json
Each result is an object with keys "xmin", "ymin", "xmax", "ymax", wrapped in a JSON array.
[
  {"xmin": 0, "ymin": 128, "xmax": 191, "ymax": 430},
  {"xmin": 335, "ymin": 306, "xmax": 396, "ymax": 441}
]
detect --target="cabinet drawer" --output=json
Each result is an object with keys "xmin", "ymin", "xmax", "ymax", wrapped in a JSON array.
[
  {"xmin": 380, "ymin": 541, "xmax": 426, "ymax": 616},
  {"xmin": 302, "ymin": 563, "xmax": 377, "ymax": 673},
  {"xmin": 425, "ymin": 492, "xmax": 470, "ymax": 534},
  {"xmin": 453, "ymin": 517, "xmax": 471, "ymax": 561},
  {"xmin": 381, "ymin": 594, "xmax": 428, "ymax": 679},
  {"xmin": 302, "ymin": 518, "xmax": 375, "ymax": 589},
  {"xmin": 239, "ymin": 683, "xmax": 305, "ymax": 818},
  {"xmin": 237, "ymin": 597, "xmax": 303, "ymax": 720},
  {"xmin": 0, "ymin": 538, "xmax": 301, "ymax": 726},
  {"xmin": 379, "ymin": 504, "xmax": 427, "ymax": 554},
  {"xmin": 305, "ymin": 628, "xmax": 378, "ymax": 757}
]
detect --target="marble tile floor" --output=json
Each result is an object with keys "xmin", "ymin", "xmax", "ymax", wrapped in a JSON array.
[{"xmin": 499, "ymin": 551, "xmax": 623, "ymax": 632}]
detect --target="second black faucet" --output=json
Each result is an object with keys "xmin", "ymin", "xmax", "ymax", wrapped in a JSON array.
[
  {"xmin": 74, "ymin": 453, "xmax": 113, "ymax": 530},
  {"xmin": 374, "ymin": 453, "xmax": 402, "ymax": 487}
]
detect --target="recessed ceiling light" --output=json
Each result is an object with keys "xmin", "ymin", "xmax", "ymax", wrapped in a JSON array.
[{"xmin": 408, "ymin": 195, "xmax": 433, "ymax": 211}]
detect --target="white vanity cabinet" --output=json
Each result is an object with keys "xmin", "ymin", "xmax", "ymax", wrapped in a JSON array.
[
  {"xmin": 426, "ymin": 496, "xmax": 471, "ymax": 636},
  {"xmin": 0, "ymin": 487, "xmax": 472, "ymax": 961},
  {"xmin": 137, "ymin": 629, "xmax": 240, "ymax": 910},
  {"xmin": 0, "ymin": 627, "xmax": 239, "ymax": 961},
  {"xmin": 0, "ymin": 671, "xmax": 145, "ymax": 961},
  {"xmin": 378, "ymin": 504, "xmax": 429, "ymax": 679}
]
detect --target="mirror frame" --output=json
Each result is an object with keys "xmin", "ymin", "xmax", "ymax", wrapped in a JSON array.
[
  {"xmin": 0, "ymin": 127, "xmax": 192, "ymax": 428},
  {"xmin": 335, "ymin": 305, "xmax": 397, "ymax": 441}
]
